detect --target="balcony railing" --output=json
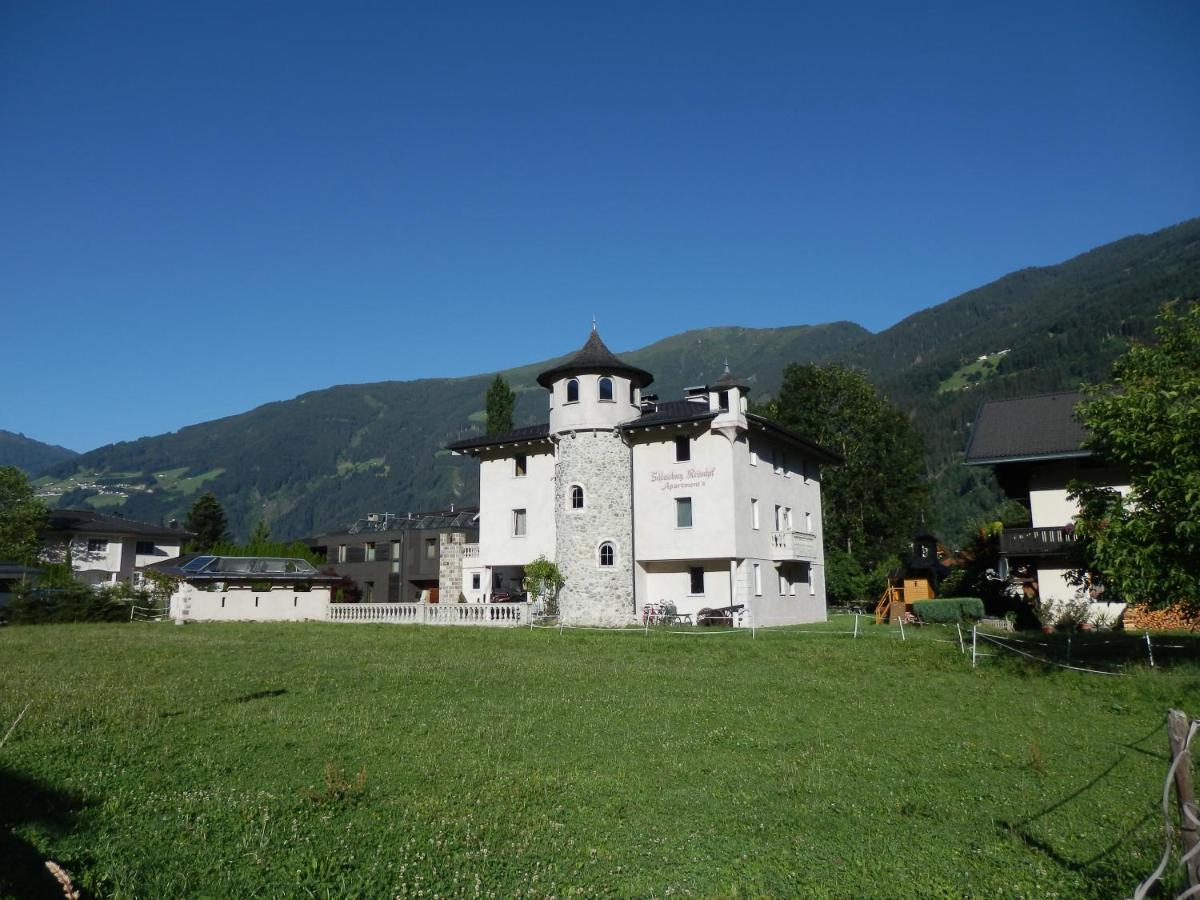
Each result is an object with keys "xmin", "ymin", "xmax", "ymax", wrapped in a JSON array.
[
  {"xmin": 999, "ymin": 526, "xmax": 1077, "ymax": 557},
  {"xmin": 462, "ymin": 543, "xmax": 480, "ymax": 560},
  {"xmin": 770, "ymin": 530, "xmax": 820, "ymax": 562},
  {"xmin": 327, "ymin": 600, "xmax": 531, "ymax": 627}
]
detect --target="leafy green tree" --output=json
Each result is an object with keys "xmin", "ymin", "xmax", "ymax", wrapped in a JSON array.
[
  {"xmin": 485, "ymin": 375, "xmax": 516, "ymax": 435},
  {"xmin": 0, "ymin": 465, "xmax": 47, "ymax": 565},
  {"xmin": 522, "ymin": 556, "xmax": 565, "ymax": 615},
  {"xmin": 1071, "ymin": 301, "xmax": 1200, "ymax": 611},
  {"xmin": 823, "ymin": 547, "xmax": 869, "ymax": 605},
  {"xmin": 763, "ymin": 364, "xmax": 929, "ymax": 572},
  {"xmin": 184, "ymin": 492, "xmax": 229, "ymax": 552},
  {"xmin": 249, "ymin": 518, "xmax": 270, "ymax": 546}
]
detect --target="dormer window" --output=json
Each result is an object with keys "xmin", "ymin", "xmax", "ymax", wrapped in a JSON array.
[
  {"xmin": 566, "ymin": 378, "xmax": 579, "ymax": 403},
  {"xmin": 598, "ymin": 377, "xmax": 613, "ymax": 402}
]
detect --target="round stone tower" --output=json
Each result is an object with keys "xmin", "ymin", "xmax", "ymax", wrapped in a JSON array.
[{"xmin": 536, "ymin": 330, "xmax": 654, "ymax": 626}]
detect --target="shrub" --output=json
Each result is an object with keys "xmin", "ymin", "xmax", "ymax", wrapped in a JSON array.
[{"xmin": 912, "ymin": 597, "xmax": 985, "ymax": 623}]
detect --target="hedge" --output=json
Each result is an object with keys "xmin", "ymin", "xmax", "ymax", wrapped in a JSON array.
[{"xmin": 912, "ymin": 597, "xmax": 985, "ymax": 623}]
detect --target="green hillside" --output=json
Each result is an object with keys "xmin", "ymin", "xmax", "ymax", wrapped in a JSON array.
[
  {"xmin": 36, "ymin": 324, "xmax": 867, "ymax": 540},
  {"xmin": 34, "ymin": 217, "xmax": 1200, "ymax": 545},
  {"xmin": 0, "ymin": 430, "xmax": 78, "ymax": 476}
]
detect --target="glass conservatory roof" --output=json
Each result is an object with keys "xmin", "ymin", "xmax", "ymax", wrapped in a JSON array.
[{"xmin": 180, "ymin": 556, "xmax": 318, "ymax": 576}]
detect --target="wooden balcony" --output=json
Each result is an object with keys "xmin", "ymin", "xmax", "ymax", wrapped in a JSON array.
[
  {"xmin": 770, "ymin": 530, "xmax": 820, "ymax": 562},
  {"xmin": 999, "ymin": 526, "xmax": 1077, "ymax": 557}
]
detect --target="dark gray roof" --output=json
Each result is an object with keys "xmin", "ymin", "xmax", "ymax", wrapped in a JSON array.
[
  {"xmin": 446, "ymin": 423, "xmax": 552, "ymax": 453},
  {"xmin": 46, "ymin": 509, "xmax": 193, "ymax": 540},
  {"xmin": 708, "ymin": 365, "xmax": 751, "ymax": 392},
  {"xmin": 312, "ymin": 508, "xmax": 481, "ymax": 541},
  {"xmin": 620, "ymin": 400, "xmax": 717, "ymax": 430},
  {"xmin": 744, "ymin": 414, "xmax": 843, "ymax": 465},
  {"xmin": 535, "ymin": 331, "xmax": 654, "ymax": 389},
  {"xmin": 149, "ymin": 554, "xmax": 340, "ymax": 583},
  {"xmin": 964, "ymin": 392, "xmax": 1091, "ymax": 465}
]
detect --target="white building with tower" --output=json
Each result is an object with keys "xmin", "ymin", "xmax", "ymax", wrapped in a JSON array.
[{"xmin": 446, "ymin": 330, "xmax": 840, "ymax": 627}]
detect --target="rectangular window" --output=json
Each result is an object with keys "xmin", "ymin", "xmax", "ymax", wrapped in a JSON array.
[
  {"xmin": 135, "ymin": 540, "xmax": 155, "ymax": 556},
  {"xmin": 86, "ymin": 538, "xmax": 107, "ymax": 553},
  {"xmin": 806, "ymin": 511, "xmax": 812, "ymax": 533},
  {"xmin": 337, "ymin": 544, "xmax": 347, "ymax": 563},
  {"xmin": 675, "ymin": 497, "xmax": 693, "ymax": 529},
  {"xmin": 774, "ymin": 504, "xmax": 782, "ymax": 531},
  {"xmin": 718, "ymin": 390, "xmax": 729, "ymax": 411},
  {"xmin": 513, "ymin": 509, "xmax": 527, "ymax": 537},
  {"xmin": 363, "ymin": 581, "xmax": 374, "ymax": 603},
  {"xmin": 514, "ymin": 454, "xmax": 527, "ymax": 477},
  {"xmin": 751, "ymin": 498, "xmax": 759, "ymax": 530},
  {"xmin": 365, "ymin": 541, "xmax": 376, "ymax": 562},
  {"xmin": 425, "ymin": 538, "xmax": 437, "ymax": 559},
  {"xmin": 472, "ymin": 573, "xmax": 481, "ymax": 590},
  {"xmin": 753, "ymin": 563, "xmax": 762, "ymax": 596},
  {"xmin": 391, "ymin": 541, "xmax": 401, "ymax": 573},
  {"xmin": 689, "ymin": 566, "xmax": 704, "ymax": 595},
  {"xmin": 675, "ymin": 435, "xmax": 690, "ymax": 462}
]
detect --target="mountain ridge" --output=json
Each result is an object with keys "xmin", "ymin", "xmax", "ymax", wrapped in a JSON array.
[{"xmin": 28, "ymin": 217, "xmax": 1200, "ymax": 545}]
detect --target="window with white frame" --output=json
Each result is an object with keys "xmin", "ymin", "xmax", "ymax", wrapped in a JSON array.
[
  {"xmin": 337, "ymin": 544, "xmax": 348, "ymax": 563},
  {"xmin": 675, "ymin": 497, "xmax": 693, "ymax": 528},
  {"xmin": 753, "ymin": 563, "xmax": 762, "ymax": 596},
  {"xmin": 566, "ymin": 378, "xmax": 579, "ymax": 403},
  {"xmin": 513, "ymin": 509, "xmax": 527, "ymax": 537},
  {"xmin": 514, "ymin": 454, "xmax": 527, "ymax": 477},
  {"xmin": 570, "ymin": 484, "xmax": 585, "ymax": 510},
  {"xmin": 598, "ymin": 377, "xmax": 614, "ymax": 401},
  {"xmin": 689, "ymin": 566, "xmax": 704, "ymax": 595},
  {"xmin": 751, "ymin": 498, "xmax": 759, "ymax": 530},
  {"xmin": 472, "ymin": 573, "xmax": 481, "ymax": 590},
  {"xmin": 719, "ymin": 390, "xmax": 729, "ymax": 411},
  {"xmin": 425, "ymin": 538, "xmax": 437, "ymax": 560},
  {"xmin": 774, "ymin": 504, "xmax": 782, "ymax": 531},
  {"xmin": 86, "ymin": 538, "xmax": 107, "ymax": 553},
  {"xmin": 365, "ymin": 541, "xmax": 376, "ymax": 561},
  {"xmin": 598, "ymin": 541, "xmax": 615, "ymax": 567}
]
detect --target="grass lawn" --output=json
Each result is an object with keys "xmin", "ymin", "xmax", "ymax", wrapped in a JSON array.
[{"xmin": 1, "ymin": 619, "xmax": 1198, "ymax": 898}]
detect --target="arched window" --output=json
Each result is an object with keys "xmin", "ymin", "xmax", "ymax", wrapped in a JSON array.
[
  {"xmin": 566, "ymin": 378, "xmax": 579, "ymax": 403},
  {"xmin": 598, "ymin": 376, "xmax": 613, "ymax": 401},
  {"xmin": 570, "ymin": 484, "xmax": 584, "ymax": 510},
  {"xmin": 598, "ymin": 541, "xmax": 615, "ymax": 567}
]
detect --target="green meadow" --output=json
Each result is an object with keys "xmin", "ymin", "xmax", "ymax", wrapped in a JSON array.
[{"xmin": 1, "ymin": 619, "xmax": 1197, "ymax": 898}]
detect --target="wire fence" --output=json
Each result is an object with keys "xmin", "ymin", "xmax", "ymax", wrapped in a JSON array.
[{"xmin": 1132, "ymin": 712, "xmax": 1200, "ymax": 899}]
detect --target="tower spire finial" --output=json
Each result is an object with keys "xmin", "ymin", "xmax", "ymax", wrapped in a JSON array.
[
  {"xmin": 592, "ymin": 315, "xmax": 597, "ymax": 333},
  {"xmin": 723, "ymin": 357, "xmax": 730, "ymax": 373}
]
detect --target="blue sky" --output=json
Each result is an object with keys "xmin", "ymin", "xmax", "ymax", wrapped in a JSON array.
[{"xmin": 2, "ymin": 1, "xmax": 1198, "ymax": 452}]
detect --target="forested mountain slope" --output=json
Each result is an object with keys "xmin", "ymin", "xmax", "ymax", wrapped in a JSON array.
[
  {"xmin": 0, "ymin": 431, "xmax": 78, "ymax": 476},
  {"xmin": 32, "ymin": 217, "xmax": 1200, "ymax": 544}
]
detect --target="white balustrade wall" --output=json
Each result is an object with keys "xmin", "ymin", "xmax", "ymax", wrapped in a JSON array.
[{"xmin": 327, "ymin": 601, "xmax": 531, "ymax": 627}]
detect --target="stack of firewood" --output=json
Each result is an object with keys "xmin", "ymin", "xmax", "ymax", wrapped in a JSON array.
[{"xmin": 1123, "ymin": 604, "xmax": 1200, "ymax": 632}]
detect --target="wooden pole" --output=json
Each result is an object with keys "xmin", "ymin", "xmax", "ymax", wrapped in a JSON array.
[
  {"xmin": 899, "ymin": 615, "xmax": 905, "ymax": 641},
  {"xmin": 971, "ymin": 626, "xmax": 977, "ymax": 668},
  {"xmin": 956, "ymin": 621, "xmax": 965, "ymax": 655},
  {"xmin": 853, "ymin": 613, "xmax": 859, "ymax": 639},
  {"xmin": 1146, "ymin": 631, "xmax": 1156, "ymax": 668},
  {"xmin": 1168, "ymin": 709, "xmax": 1200, "ymax": 892}
]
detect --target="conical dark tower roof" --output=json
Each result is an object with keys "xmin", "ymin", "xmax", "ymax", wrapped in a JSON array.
[
  {"xmin": 707, "ymin": 362, "xmax": 751, "ymax": 392},
  {"xmin": 536, "ymin": 330, "xmax": 654, "ymax": 389}
]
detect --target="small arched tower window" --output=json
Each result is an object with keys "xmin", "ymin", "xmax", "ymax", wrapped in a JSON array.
[
  {"xmin": 598, "ymin": 376, "xmax": 613, "ymax": 401},
  {"xmin": 598, "ymin": 541, "xmax": 615, "ymax": 567},
  {"xmin": 570, "ymin": 485, "xmax": 585, "ymax": 510},
  {"xmin": 566, "ymin": 378, "xmax": 580, "ymax": 403}
]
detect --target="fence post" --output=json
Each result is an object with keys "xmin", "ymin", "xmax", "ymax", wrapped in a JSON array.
[
  {"xmin": 956, "ymin": 621, "xmax": 965, "ymax": 654},
  {"xmin": 1145, "ymin": 631, "xmax": 1156, "ymax": 668},
  {"xmin": 899, "ymin": 616, "xmax": 906, "ymax": 641},
  {"xmin": 1167, "ymin": 709, "xmax": 1200, "ymax": 891},
  {"xmin": 971, "ymin": 626, "xmax": 977, "ymax": 668},
  {"xmin": 854, "ymin": 613, "xmax": 859, "ymax": 639}
]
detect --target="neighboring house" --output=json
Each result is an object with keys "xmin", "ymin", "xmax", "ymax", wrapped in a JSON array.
[
  {"xmin": 447, "ymin": 330, "xmax": 840, "ymax": 627},
  {"xmin": 964, "ymin": 391, "xmax": 1130, "ymax": 609},
  {"xmin": 41, "ymin": 509, "xmax": 192, "ymax": 586},
  {"xmin": 147, "ymin": 555, "xmax": 340, "ymax": 622},
  {"xmin": 307, "ymin": 508, "xmax": 480, "ymax": 603}
]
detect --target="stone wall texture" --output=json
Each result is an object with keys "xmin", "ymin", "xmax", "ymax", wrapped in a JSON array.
[
  {"xmin": 554, "ymin": 430, "xmax": 635, "ymax": 626},
  {"xmin": 439, "ymin": 532, "xmax": 466, "ymax": 602}
]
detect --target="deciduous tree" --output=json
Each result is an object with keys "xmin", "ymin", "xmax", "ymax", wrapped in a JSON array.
[
  {"xmin": 0, "ymin": 465, "xmax": 47, "ymax": 565},
  {"xmin": 485, "ymin": 375, "xmax": 516, "ymax": 435},
  {"xmin": 1071, "ymin": 301, "xmax": 1200, "ymax": 611},
  {"xmin": 764, "ymin": 364, "xmax": 929, "ymax": 572}
]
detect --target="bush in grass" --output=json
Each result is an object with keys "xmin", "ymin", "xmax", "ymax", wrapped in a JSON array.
[
  {"xmin": 6, "ymin": 563, "xmax": 148, "ymax": 624},
  {"xmin": 912, "ymin": 597, "xmax": 985, "ymax": 623}
]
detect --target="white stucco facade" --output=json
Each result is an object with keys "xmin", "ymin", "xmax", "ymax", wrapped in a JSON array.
[
  {"xmin": 449, "ymin": 333, "xmax": 837, "ymax": 627},
  {"xmin": 170, "ymin": 583, "xmax": 332, "ymax": 621}
]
